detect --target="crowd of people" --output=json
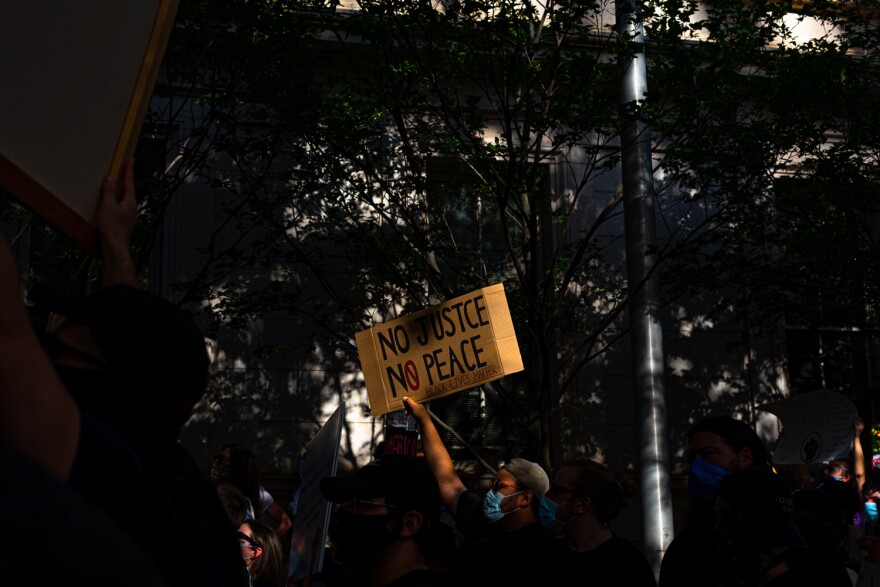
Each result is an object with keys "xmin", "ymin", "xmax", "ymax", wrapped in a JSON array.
[{"xmin": 4, "ymin": 161, "xmax": 880, "ymax": 587}]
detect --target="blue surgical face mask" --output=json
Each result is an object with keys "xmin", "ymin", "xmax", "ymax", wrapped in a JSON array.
[
  {"xmin": 866, "ymin": 502, "xmax": 879, "ymax": 524},
  {"xmin": 538, "ymin": 496, "xmax": 569, "ymax": 534},
  {"xmin": 482, "ymin": 489, "xmax": 523, "ymax": 523},
  {"xmin": 688, "ymin": 458, "xmax": 731, "ymax": 498}
]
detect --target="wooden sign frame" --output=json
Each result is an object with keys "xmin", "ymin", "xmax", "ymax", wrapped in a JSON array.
[{"xmin": 0, "ymin": 1, "xmax": 180, "ymax": 251}]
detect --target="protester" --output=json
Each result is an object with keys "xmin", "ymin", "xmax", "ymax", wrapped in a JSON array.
[
  {"xmin": 218, "ymin": 480, "xmax": 252, "ymax": 529},
  {"xmin": 0, "ymin": 199, "xmax": 82, "ymax": 483},
  {"xmin": 659, "ymin": 415, "xmax": 769, "ymax": 587},
  {"xmin": 240, "ymin": 520, "xmax": 286, "ymax": 587},
  {"xmin": 811, "ymin": 477, "xmax": 866, "ymax": 581},
  {"xmin": 319, "ymin": 453, "xmax": 474, "ymax": 587},
  {"xmin": 16, "ymin": 159, "xmax": 248, "ymax": 587},
  {"xmin": 659, "ymin": 415, "xmax": 851, "ymax": 587},
  {"xmin": 536, "ymin": 459, "xmax": 656, "ymax": 586},
  {"xmin": 713, "ymin": 467, "xmax": 811, "ymax": 586},
  {"xmin": 794, "ymin": 486, "xmax": 861, "ymax": 585},
  {"xmin": 781, "ymin": 417, "xmax": 866, "ymax": 495},
  {"xmin": 211, "ymin": 443, "xmax": 293, "ymax": 537},
  {"xmin": 826, "ymin": 459, "xmax": 856, "ymax": 485},
  {"xmin": 402, "ymin": 396, "xmax": 554, "ymax": 587},
  {"xmin": 855, "ymin": 469, "xmax": 880, "ymax": 536}
]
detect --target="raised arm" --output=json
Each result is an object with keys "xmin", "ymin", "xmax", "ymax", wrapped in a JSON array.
[
  {"xmin": 0, "ymin": 234, "xmax": 80, "ymax": 479},
  {"xmin": 854, "ymin": 416, "xmax": 866, "ymax": 492},
  {"xmin": 403, "ymin": 396, "xmax": 467, "ymax": 517},
  {"xmin": 96, "ymin": 157, "xmax": 139, "ymax": 288},
  {"xmin": 266, "ymin": 499, "xmax": 293, "ymax": 537}
]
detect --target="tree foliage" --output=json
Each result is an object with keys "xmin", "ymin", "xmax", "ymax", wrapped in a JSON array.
[{"xmin": 6, "ymin": 0, "xmax": 880, "ymax": 468}]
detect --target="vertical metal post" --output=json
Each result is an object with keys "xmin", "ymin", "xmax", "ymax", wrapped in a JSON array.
[{"xmin": 615, "ymin": 0, "xmax": 674, "ymax": 579}]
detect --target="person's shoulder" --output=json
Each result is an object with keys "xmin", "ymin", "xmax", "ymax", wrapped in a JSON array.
[
  {"xmin": 593, "ymin": 535, "xmax": 657, "ymax": 586},
  {"xmin": 604, "ymin": 535, "xmax": 654, "ymax": 564},
  {"xmin": 454, "ymin": 490, "xmax": 486, "ymax": 533},
  {"xmin": 386, "ymin": 570, "xmax": 456, "ymax": 587},
  {"xmin": 534, "ymin": 534, "xmax": 569, "ymax": 557},
  {"xmin": 660, "ymin": 523, "xmax": 715, "ymax": 561},
  {"xmin": 259, "ymin": 485, "xmax": 274, "ymax": 509},
  {"xmin": 764, "ymin": 570, "xmax": 811, "ymax": 587},
  {"xmin": 510, "ymin": 520, "xmax": 556, "ymax": 546},
  {"xmin": 456, "ymin": 489, "xmax": 480, "ymax": 511},
  {"xmin": 604, "ymin": 534, "xmax": 645, "ymax": 553},
  {"xmin": 659, "ymin": 527, "xmax": 717, "ymax": 587}
]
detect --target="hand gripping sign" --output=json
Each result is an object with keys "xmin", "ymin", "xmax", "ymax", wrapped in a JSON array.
[{"xmin": 355, "ymin": 284, "xmax": 524, "ymax": 416}]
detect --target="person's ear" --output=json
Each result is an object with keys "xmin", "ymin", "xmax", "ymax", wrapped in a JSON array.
[
  {"xmin": 737, "ymin": 447, "xmax": 754, "ymax": 469},
  {"xmin": 518, "ymin": 490, "xmax": 534, "ymax": 509},
  {"xmin": 253, "ymin": 546, "xmax": 263, "ymax": 560},
  {"xmin": 574, "ymin": 495, "xmax": 591, "ymax": 515},
  {"xmin": 399, "ymin": 510, "xmax": 425, "ymax": 538}
]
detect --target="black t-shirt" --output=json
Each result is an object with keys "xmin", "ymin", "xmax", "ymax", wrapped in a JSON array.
[
  {"xmin": 386, "ymin": 570, "xmax": 470, "ymax": 587},
  {"xmin": 660, "ymin": 513, "xmax": 850, "ymax": 587},
  {"xmin": 538, "ymin": 534, "xmax": 657, "ymax": 587},
  {"xmin": 68, "ymin": 411, "xmax": 249, "ymax": 587},
  {"xmin": 659, "ymin": 523, "xmax": 717, "ymax": 587},
  {"xmin": 0, "ymin": 442, "xmax": 169, "ymax": 587},
  {"xmin": 455, "ymin": 491, "xmax": 556, "ymax": 587}
]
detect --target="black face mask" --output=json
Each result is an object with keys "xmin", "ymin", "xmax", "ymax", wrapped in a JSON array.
[
  {"xmin": 54, "ymin": 365, "xmax": 177, "ymax": 450},
  {"xmin": 54, "ymin": 365, "xmax": 120, "ymax": 417},
  {"xmin": 328, "ymin": 510, "xmax": 399, "ymax": 565}
]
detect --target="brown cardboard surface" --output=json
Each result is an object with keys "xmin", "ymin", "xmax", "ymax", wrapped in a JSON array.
[{"xmin": 355, "ymin": 283, "xmax": 524, "ymax": 416}]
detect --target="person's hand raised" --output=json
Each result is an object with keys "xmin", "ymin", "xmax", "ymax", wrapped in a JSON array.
[
  {"xmin": 403, "ymin": 396, "xmax": 429, "ymax": 422},
  {"xmin": 95, "ymin": 157, "xmax": 139, "ymax": 287}
]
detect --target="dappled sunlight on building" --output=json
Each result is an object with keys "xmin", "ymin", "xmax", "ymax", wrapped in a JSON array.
[
  {"xmin": 667, "ymin": 356, "xmax": 694, "ymax": 376},
  {"xmin": 707, "ymin": 375, "xmax": 740, "ymax": 401}
]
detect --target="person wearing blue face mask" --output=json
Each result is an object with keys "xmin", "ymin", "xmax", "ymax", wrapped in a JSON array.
[
  {"xmin": 534, "ymin": 460, "xmax": 656, "ymax": 587},
  {"xmin": 659, "ymin": 416, "xmax": 772, "ymax": 587},
  {"xmin": 481, "ymin": 479, "xmax": 526, "ymax": 523},
  {"xmin": 403, "ymin": 396, "xmax": 555, "ymax": 587},
  {"xmin": 855, "ymin": 471, "xmax": 880, "ymax": 536}
]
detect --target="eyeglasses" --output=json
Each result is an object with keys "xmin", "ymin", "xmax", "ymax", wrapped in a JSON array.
[
  {"xmin": 334, "ymin": 498, "xmax": 399, "ymax": 514},
  {"xmin": 210, "ymin": 455, "xmax": 231, "ymax": 480},
  {"xmin": 546, "ymin": 484, "xmax": 581, "ymax": 500},
  {"xmin": 238, "ymin": 532, "xmax": 260, "ymax": 551},
  {"xmin": 490, "ymin": 478, "xmax": 520, "ymax": 493},
  {"xmin": 41, "ymin": 330, "xmax": 110, "ymax": 370}
]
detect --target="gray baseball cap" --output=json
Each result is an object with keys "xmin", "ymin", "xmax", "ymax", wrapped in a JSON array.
[{"xmin": 503, "ymin": 458, "xmax": 550, "ymax": 498}]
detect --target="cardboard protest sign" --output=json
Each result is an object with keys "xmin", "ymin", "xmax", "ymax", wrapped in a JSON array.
[
  {"xmin": 287, "ymin": 402, "xmax": 344, "ymax": 584},
  {"xmin": 0, "ymin": 0, "xmax": 179, "ymax": 251},
  {"xmin": 757, "ymin": 389, "xmax": 857, "ymax": 464},
  {"xmin": 355, "ymin": 283, "xmax": 523, "ymax": 416}
]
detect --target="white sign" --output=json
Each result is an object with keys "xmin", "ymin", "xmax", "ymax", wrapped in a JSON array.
[
  {"xmin": 0, "ymin": 0, "xmax": 179, "ymax": 250},
  {"xmin": 286, "ymin": 402, "xmax": 344, "ymax": 584},
  {"xmin": 757, "ymin": 389, "xmax": 857, "ymax": 464}
]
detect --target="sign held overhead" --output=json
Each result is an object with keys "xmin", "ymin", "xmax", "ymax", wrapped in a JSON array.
[
  {"xmin": 0, "ymin": 0, "xmax": 179, "ymax": 251},
  {"xmin": 355, "ymin": 284, "xmax": 523, "ymax": 416}
]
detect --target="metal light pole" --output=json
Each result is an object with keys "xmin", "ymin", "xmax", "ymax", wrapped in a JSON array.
[{"xmin": 615, "ymin": 0, "xmax": 674, "ymax": 579}]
